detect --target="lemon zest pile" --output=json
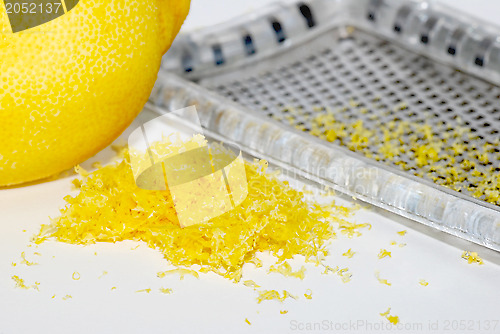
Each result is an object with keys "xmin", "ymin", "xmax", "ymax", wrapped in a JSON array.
[
  {"xmin": 378, "ymin": 249, "xmax": 392, "ymax": 259},
  {"xmin": 268, "ymin": 262, "xmax": 306, "ymax": 280},
  {"xmin": 380, "ymin": 308, "xmax": 399, "ymax": 325},
  {"xmin": 34, "ymin": 138, "xmax": 366, "ymax": 282},
  {"xmin": 461, "ymin": 251, "xmax": 484, "ymax": 265},
  {"xmin": 256, "ymin": 290, "xmax": 298, "ymax": 304},
  {"xmin": 342, "ymin": 248, "xmax": 355, "ymax": 258}
]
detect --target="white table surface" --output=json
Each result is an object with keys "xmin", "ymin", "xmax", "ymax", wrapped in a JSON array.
[{"xmin": 2, "ymin": 1, "xmax": 500, "ymax": 334}]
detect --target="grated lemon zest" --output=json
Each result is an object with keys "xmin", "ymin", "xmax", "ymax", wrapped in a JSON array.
[
  {"xmin": 34, "ymin": 137, "xmax": 361, "ymax": 282},
  {"xmin": 380, "ymin": 308, "xmax": 399, "ymax": 325},
  {"xmin": 397, "ymin": 230, "xmax": 407, "ymax": 236},
  {"xmin": 136, "ymin": 288, "xmax": 151, "ymax": 293},
  {"xmin": 375, "ymin": 271, "xmax": 392, "ymax": 286},
  {"xmin": 72, "ymin": 272, "xmax": 80, "ymax": 280},
  {"xmin": 342, "ymin": 248, "xmax": 355, "ymax": 258},
  {"xmin": 419, "ymin": 279, "xmax": 429, "ymax": 286},
  {"xmin": 245, "ymin": 318, "xmax": 251, "ymax": 325},
  {"xmin": 157, "ymin": 269, "xmax": 200, "ymax": 280},
  {"xmin": 268, "ymin": 262, "xmax": 306, "ymax": 280},
  {"xmin": 280, "ymin": 310, "xmax": 289, "ymax": 314},
  {"xmin": 378, "ymin": 249, "xmax": 392, "ymax": 259},
  {"xmin": 461, "ymin": 251, "xmax": 484, "ymax": 265},
  {"xmin": 256, "ymin": 290, "xmax": 298, "ymax": 304},
  {"xmin": 337, "ymin": 267, "xmax": 352, "ymax": 283},
  {"xmin": 20, "ymin": 252, "xmax": 38, "ymax": 266},
  {"xmin": 98, "ymin": 271, "xmax": 108, "ymax": 279},
  {"xmin": 159, "ymin": 288, "xmax": 173, "ymax": 294},
  {"xmin": 243, "ymin": 280, "xmax": 260, "ymax": 289},
  {"xmin": 62, "ymin": 295, "xmax": 72, "ymax": 300},
  {"xmin": 304, "ymin": 289, "xmax": 313, "ymax": 299}
]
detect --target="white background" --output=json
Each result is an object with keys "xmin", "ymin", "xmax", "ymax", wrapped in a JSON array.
[{"xmin": 1, "ymin": 1, "xmax": 500, "ymax": 334}]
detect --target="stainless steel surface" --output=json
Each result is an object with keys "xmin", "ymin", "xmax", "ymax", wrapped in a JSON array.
[{"xmin": 157, "ymin": 0, "xmax": 500, "ymax": 251}]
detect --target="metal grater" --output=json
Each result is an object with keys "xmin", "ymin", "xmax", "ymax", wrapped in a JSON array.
[{"xmin": 151, "ymin": 0, "xmax": 500, "ymax": 251}]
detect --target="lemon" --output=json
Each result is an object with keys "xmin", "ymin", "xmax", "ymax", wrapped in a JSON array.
[{"xmin": 0, "ymin": 0, "xmax": 190, "ymax": 186}]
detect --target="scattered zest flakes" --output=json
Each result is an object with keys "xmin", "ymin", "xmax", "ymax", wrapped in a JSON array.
[
  {"xmin": 136, "ymin": 288, "xmax": 151, "ymax": 293},
  {"xmin": 342, "ymin": 248, "xmax": 355, "ymax": 258},
  {"xmin": 398, "ymin": 243, "xmax": 406, "ymax": 248},
  {"xmin": 243, "ymin": 280, "xmax": 260, "ymax": 289},
  {"xmin": 378, "ymin": 249, "xmax": 392, "ymax": 259},
  {"xmin": 337, "ymin": 267, "xmax": 352, "ymax": 283},
  {"xmin": 11, "ymin": 275, "xmax": 39, "ymax": 291},
  {"xmin": 20, "ymin": 252, "xmax": 38, "ymax": 266},
  {"xmin": 269, "ymin": 262, "xmax": 306, "ymax": 280},
  {"xmin": 461, "ymin": 251, "xmax": 484, "ymax": 265},
  {"xmin": 322, "ymin": 265, "xmax": 338, "ymax": 275},
  {"xmin": 72, "ymin": 272, "xmax": 81, "ymax": 281},
  {"xmin": 111, "ymin": 287, "xmax": 117, "ymax": 291},
  {"xmin": 375, "ymin": 271, "xmax": 392, "ymax": 286},
  {"xmin": 390, "ymin": 241, "xmax": 397, "ymax": 246},
  {"xmin": 256, "ymin": 290, "xmax": 298, "ymax": 304},
  {"xmin": 419, "ymin": 279, "xmax": 429, "ymax": 286},
  {"xmin": 397, "ymin": 230, "xmax": 407, "ymax": 236},
  {"xmin": 98, "ymin": 271, "xmax": 108, "ymax": 279},
  {"xmin": 280, "ymin": 310, "xmax": 289, "ymax": 314},
  {"xmin": 245, "ymin": 318, "xmax": 251, "ymax": 325},
  {"xmin": 11, "ymin": 262, "xmax": 17, "ymax": 267},
  {"xmin": 380, "ymin": 308, "xmax": 399, "ymax": 325},
  {"xmin": 159, "ymin": 288, "xmax": 173, "ymax": 294},
  {"xmin": 304, "ymin": 289, "xmax": 313, "ymax": 300},
  {"xmin": 62, "ymin": 295, "xmax": 72, "ymax": 300},
  {"xmin": 51, "ymin": 295, "xmax": 56, "ymax": 299},
  {"xmin": 157, "ymin": 269, "xmax": 199, "ymax": 280}
]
